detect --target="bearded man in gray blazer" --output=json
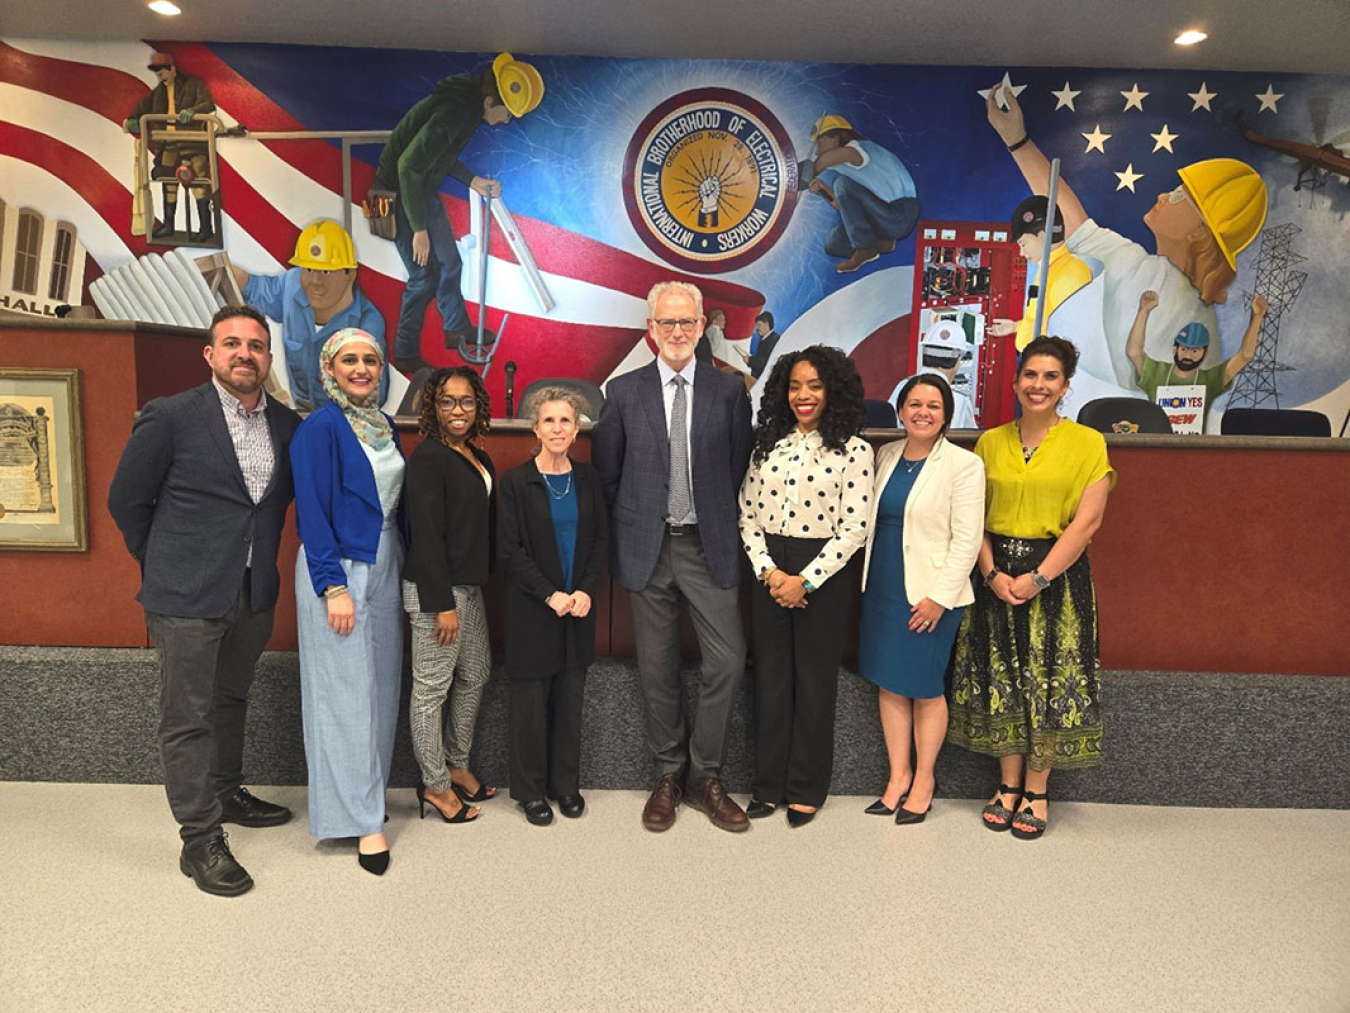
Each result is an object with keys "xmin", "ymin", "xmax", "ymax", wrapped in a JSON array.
[
  {"xmin": 109, "ymin": 305, "xmax": 301, "ymax": 896},
  {"xmin": 592, "ymin": 281, "xmax": 753, "ymax": 833}
]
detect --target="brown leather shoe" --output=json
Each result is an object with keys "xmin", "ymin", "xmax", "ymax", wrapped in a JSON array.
[
  {"xmin": 642, "ymin": 773, "xmax": 684, "ymax": 832},
  {"xmin": 835, "ymin": 247, "xmax": 880, "ymax": 273},
  {"xmin": 684, "ymin": 777, "xmax": 750, "ymax": 833}
]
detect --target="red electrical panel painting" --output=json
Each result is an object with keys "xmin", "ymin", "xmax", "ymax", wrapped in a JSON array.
[{"xmin": 909, "ymin": 221, "xmax": 1027, "ymax": 428}]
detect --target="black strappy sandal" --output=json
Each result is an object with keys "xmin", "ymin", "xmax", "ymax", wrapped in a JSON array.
[
  {"xmin": 981, "ymin": 782, "xmax": 1020, "ymax": 832},
  {"xmin": 1009, "ymin": 788, "xmax": 1048, "ymax": 840}
]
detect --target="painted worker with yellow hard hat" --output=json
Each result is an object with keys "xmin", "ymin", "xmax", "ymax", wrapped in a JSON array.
[
  {"xmin": 374, "ymin": 52, "xmax": 544, "ymax": 373},
  {"xmin": 804, "ymin": 114, "xmax": 921, "ymax": 273},
  {"xmin": 985, "ymin": 83, "xmax": 1268, "ymax": 390},
  {"xmin": 232, "ymin": 220, "xmax": 388, "ymax": 411}
]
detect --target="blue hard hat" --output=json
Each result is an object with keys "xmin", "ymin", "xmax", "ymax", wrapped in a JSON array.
[{"xmin": 1174, "ymin": 322, "xmax": 1210, "ymax": 348}]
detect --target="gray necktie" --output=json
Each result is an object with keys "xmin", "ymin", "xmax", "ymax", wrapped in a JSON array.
[{"xmin": 667, "ymin": 376, "xmax": 691, "ymax": 522}]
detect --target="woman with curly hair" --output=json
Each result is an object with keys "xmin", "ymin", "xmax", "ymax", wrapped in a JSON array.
[
  {"xmin": 738, "ymin": 345, "xmax": 873, "ymax": 826},
  {"xmin": 401, "ymin": 366, "xmax": 497, "ymax": 826},
  {"xmin": 947, "ymin": 337, "xmax": 1115, "ymax": 839}
]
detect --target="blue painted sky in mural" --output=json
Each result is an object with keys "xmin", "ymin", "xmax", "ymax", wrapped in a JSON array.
[{"xmin": 210, "ymin": 43, "xmax": 1346, "ymax": 406}]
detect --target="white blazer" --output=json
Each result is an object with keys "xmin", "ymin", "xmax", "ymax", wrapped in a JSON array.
[{"xmin": 860, "ymin": 436, "xmax": 986, "ymax": 609}]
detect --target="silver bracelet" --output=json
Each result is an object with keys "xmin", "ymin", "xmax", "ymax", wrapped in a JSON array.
[{"xmin": 323, "ymin": 584, "xmax": 349, "ymax": 599}]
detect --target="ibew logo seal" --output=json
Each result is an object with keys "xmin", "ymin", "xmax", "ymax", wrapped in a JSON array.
[{"xmin": 623, "ymin": 88, "xmax": 797, "ymax": 274}]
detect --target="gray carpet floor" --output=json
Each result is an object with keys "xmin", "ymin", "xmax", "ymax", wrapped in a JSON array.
[{"xmin": 2, "ymin": 782, "xmax": 1348, "ymax": 1013}]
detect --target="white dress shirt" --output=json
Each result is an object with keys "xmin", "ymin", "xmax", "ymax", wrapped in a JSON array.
[{"xmin": 738, "ymin": 430, "xmax": 873, "ymax": 588}]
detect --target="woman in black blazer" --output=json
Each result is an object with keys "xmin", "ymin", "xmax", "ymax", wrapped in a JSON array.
[
  {"xmin": 402, "ymin": 367, "xmax": 497, "ymax": 824},
  {"xmin": 498, "ymin": 387, "xmax": 609, "ymax": 826}
]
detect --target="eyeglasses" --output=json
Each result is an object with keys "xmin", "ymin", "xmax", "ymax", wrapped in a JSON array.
[
  {"xmin": 652, "ymin": 318, "xmax": 700, "ymax": 334},
  {"xmin": 436, "ymin": 396, "xmax": 477, "ymax": 411}
]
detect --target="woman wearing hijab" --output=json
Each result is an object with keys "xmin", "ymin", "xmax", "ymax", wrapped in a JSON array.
[{"xmin": 291, "ymin": 328, "xmax": 404, "ymax": 875}]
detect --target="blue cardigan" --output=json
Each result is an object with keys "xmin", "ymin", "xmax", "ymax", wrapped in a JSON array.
[{"xmin": 290, "ymin": 402, "xmax": 405, "ymax": 597}]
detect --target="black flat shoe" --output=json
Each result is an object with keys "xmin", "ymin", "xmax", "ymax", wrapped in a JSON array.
[
  {"xmin": 520, "ymin": 799, "xmax": 554, "ymax": 826},
  {"xmin": 180, "ymin": 833, "xmax": 253, "ymax": 897},
  {"xmin": 218, "ymin": 787, "xmax": 292, "ymax": 828},
  {"xmin": 357, "ymin": 850, "xmax": 390, "ymax": 876},
  {"xmin": 746, "ymin": 799, "xmax": 779, "ymax": 819},
  {"xmin": 555, "ymin": 794, "xmax": 585, "ymax": 819},
  {"xmin": 786, "ymin": 806, "xmax": 817, "ymax": 828},
  {"xmin": 451, "ymin": 781, "xmax": 498, "ymax": 805}
]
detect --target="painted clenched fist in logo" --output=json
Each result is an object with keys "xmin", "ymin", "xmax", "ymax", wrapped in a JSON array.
[{"xmin": 698, "ymin": 176, "xmax": 721, "ymax": 227}]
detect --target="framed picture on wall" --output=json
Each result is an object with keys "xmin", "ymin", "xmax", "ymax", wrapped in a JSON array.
[{"xmin": 0, "ymin": 368, "xmax": 88, "ymax": 552}]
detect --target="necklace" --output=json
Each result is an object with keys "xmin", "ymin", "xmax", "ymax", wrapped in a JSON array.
[
  {"xmin": 544, "ymin": 470, "xmax": 573, "ymax": 500},
  {"xmin": 902, "ymin": 456, "xmax": 925, "ymax": 474}
]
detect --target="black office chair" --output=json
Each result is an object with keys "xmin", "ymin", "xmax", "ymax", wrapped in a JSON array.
[
  {"xmin": 517, "ymin": 378, "xmax": 606, "ymax": 423},
  {"xmin": 863, "ymin": 398, "xmax": 898, "ymax": 429},
  {"xmin": 1077, "ymin": 397, "xmax": 1173, "ymax": 434},
  {"xmin": 1220, "ymin": 407, "xmax": 1332, "ymax": 437}
]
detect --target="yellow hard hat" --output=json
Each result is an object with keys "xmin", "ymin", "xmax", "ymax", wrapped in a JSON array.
[
  {"xmin": 1177, "ymin": 158, "xmax": 1268, "ymax": 270},
  {"xmin": 810, "ymin": 114, "xmax": 854, "ymax": 143},
  {"xmin": 290, "ymin": 220, "xmax": 357, "ymax": 271},
  {"xmin": 493, "ymin": 52, "xmax": 544, "ymax": 118}
]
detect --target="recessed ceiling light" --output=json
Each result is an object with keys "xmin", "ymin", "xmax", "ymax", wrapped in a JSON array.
[
  {"xmin": 147, "ymin": 0, "xmax": 182, "ymax": 15},
  {"xmin": 1175, "ymin": 29, "xmax": 1208, "ymax": 46}
]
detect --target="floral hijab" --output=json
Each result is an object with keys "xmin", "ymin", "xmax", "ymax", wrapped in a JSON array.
[{"xmin": 320, "ymin": 328, "xmax": 393, "ymax": 449}]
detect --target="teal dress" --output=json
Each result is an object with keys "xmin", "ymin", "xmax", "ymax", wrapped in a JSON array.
[{"xmin": 859, "ymin": 459, "xmax": 964, "ymax": 699}]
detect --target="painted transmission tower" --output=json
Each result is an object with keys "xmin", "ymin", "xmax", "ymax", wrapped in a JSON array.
[{"xmin": 1229, "ymin": 223, "xmax": 1306, "ymax": 409}]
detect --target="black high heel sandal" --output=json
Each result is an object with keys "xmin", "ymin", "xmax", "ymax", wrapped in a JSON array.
[
  {"xmin": 1009, "ymin": 788, "xmax": 1048, "ymax": 840},
  {"xmin": 981, "ymin": 782, "xmax": 1021, "ymax": 832},
  {"xmin": 451, "ymin": 781, "xmax": 497, "ymax": 805},
  {"xmin": 417, "ymin": 785, "xmax": 479, "ymax": 824}
]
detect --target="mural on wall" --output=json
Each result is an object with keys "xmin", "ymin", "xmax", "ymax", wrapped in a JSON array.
[{"xmin": 2, "ymin": 38, "xmax": 1348, "ymax": 433}]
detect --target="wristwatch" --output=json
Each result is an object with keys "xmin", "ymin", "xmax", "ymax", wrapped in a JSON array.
[
  {"xmin": 1030, "ymin": 569, "xmax": 1051, "ymax": 591},
  {"xmin": 983, "ymin": 567, "xmax": 1002, "ymax": 587},
  {"xmin": 801, "ymin": 577, "xmax": 816, "ymax": 594}
]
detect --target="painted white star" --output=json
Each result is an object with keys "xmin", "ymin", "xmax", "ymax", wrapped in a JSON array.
[
  {"xmin": 977, "ymin": 72, "xmax": 1028, "ymax": 109},
  {"xmin": 1151, "ymin": 125, "xmax": 1179, "ymax": 153},
  {"xmin": 1115, "ymin": 164, "xmax": 1144, "ymax": 192},
  {"xmin": 1256, "ymin": 84, "xmax": 1284, "ymax": 113},
  {"xmin": 1051, "ymin": 81, "xmax": 1081, "ymax": 111},
  {"xmin": 1121, "ymin": 83, "xmax": 1150, "ymax": 112},
  {"xmin": 1188, "ymin": 82, "xmax": 1217, "ymax": 112},
  {"xmin": 1082, "ymin": 125, "xmax": 1112, "ymax": 154}
]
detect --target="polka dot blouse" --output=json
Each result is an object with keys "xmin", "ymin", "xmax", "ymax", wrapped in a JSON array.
[{"xmin": 738, "ymin": 430, "xmax": 874, "ymax": 588}]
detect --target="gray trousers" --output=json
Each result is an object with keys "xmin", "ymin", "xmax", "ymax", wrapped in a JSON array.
[
  {"xmin": 404, "ymin": 581, "xmax": 492, "ymax": 791},
  {"xmin": 630, "ymin": 530, "xmax": 746, "ymax": 781},
  {"xmin": 146, "ymin": 575, "xmax": 274, "ymax": 847}
]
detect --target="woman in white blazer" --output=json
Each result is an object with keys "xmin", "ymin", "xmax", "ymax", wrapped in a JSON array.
[{"xmin": 858, "ymin": 374, "xmax": 985, "ymax": 824}]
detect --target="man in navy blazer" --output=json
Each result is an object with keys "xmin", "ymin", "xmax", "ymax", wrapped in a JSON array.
[
  {"xmin": 593, "ymin": 281, "xmax": 753, "ymax": 832},
  {"xmin": 108, "ymin": 305, "xmax": 301, "ymax": 896}
]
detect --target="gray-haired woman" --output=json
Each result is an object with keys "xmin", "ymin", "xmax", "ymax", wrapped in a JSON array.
[{"xmin": 497, "ymin": 387, "xmax": 609, "ymax": 825}]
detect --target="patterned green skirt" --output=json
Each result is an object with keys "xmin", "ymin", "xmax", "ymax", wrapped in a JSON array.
[{"xmin": 947, "ymin": 537, "xmax": 1103, "ymax": 770}]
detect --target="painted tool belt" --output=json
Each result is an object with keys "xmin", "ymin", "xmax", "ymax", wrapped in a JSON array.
[{"xmin": 363, "ymin": 188, "xmax": 397, "ymax": 240}]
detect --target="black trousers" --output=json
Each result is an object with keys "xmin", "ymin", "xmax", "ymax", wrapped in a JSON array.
[
  {"xmin": 145, "ymin": 576, "xmax": 274, "ymax": 846},
  {"xmin": 508, "ymin": 668, "xmax": 586, "ymax": 802},
  {"xmin": 750, "ymin": 535, "xmax": 856, "ymax": 808}
]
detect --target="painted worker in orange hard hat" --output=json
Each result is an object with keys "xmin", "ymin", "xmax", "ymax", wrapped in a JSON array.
[
  {"xmin": 985, "ymin": 82, "xmax": 1268, "ymax": 390},
  {"xmin": 232, "ymin": 220, "xmax": 389, "ymax": 410},
  {"xmin": 374, "ymin": 52, "xmax": 544, "ymax": 374},
  {"xmin": 124, "ymin": 51, "xmax": 218, "ymax": 243}
]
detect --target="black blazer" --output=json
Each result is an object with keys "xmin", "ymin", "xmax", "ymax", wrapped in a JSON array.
[
  {"xmin": 402, "ymin": 437, "xmax": 496, "ymax": 613},
  {"xmin": 498, "ymin": 460, "xmax": 608, "ymax": 680},
  {"xmin": 107, "ymin": 382, "xmax": 302, "ymax": 618}
]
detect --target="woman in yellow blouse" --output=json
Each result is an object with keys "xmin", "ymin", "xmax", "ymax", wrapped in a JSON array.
[
  {"xmin": 947, "ymin": 336, "xmax": 1115, "ymax": 839},
  {"xmin": 739, "ymin": 345, "xmax": 872, "ymax": 827}
]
